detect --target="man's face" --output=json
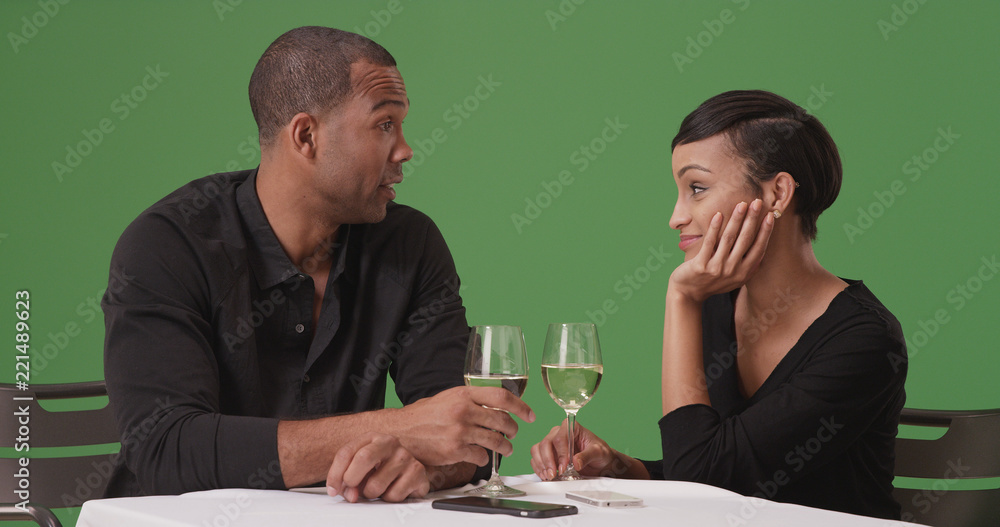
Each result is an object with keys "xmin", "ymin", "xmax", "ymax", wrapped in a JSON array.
[{"xmin": 313, "ymin": 61, "xmax": 412, "ymax": 224}]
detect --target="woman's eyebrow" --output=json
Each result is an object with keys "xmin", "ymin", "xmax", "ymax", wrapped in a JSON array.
[{"xmin": 678, "ymin": 164, "xmax": 712, "ymax": 179}]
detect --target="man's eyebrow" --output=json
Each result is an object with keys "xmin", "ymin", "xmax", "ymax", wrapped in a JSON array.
[
  {"xmin": 677, "ymin": 164, "xmax": 711, "ymax": 178},
  {"xmin": 370, "ymin": 98, "xmax": 409, "ymax": 113}
]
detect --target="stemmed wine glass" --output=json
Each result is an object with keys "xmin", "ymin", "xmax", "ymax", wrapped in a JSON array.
[
  {"xmin": 463, "ymin": 325, "xmax": 529, "ymax": 497},
  {"xmin": 541, "ymin": 323, "xmax": 603, "ymax": 481}
]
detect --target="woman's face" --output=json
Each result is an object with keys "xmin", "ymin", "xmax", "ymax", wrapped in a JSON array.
[{"xmin": 670, "ymin": 134, "xmax": 760, "ymax": 261}]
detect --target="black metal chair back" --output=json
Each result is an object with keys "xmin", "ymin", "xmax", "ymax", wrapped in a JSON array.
[
  {"xmin": 894, "ymin": 408, "xmax": 1000, "ymax": 526},
  {"xmin": 0, "ymin": 381, "xmax": 119, "ymax": 527}
]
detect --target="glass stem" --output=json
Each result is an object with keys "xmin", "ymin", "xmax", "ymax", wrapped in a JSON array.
[
  {"xmin": 565, "ymin": 410, "xmax": 578, "ymax": 472},
  {"xmin": 489, "ymin": 448, "xmax": 501, "ymax": 482}
]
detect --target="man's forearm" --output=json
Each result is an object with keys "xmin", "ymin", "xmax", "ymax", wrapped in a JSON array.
[
  {"xmin": 427, "ymin": 462, "xmax": 477, "ymax": 491},
  {"xmin": 278, "ymin": 407, "xmax": 405, "ymax": 488},
  {"xmin": 277, "ymin": 406, "xmax": 481, "ymax": 490},
  {"xmin": 278, "ymin": 385, "xmax": 533, "ymax": 489}
]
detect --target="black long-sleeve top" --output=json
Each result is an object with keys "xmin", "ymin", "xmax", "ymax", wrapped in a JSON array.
[
  {"xmin": 102, "ymin": 169, "xmax": 473, "ymax": 496},
  {"xmin": 642, "ymin": 280, "xmax": 907, "ymax": 519}
]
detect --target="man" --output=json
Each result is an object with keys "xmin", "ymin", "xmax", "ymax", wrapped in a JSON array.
[{"xmin": 102, "ymin": 26, "xmax": 533, "ymax": 503}]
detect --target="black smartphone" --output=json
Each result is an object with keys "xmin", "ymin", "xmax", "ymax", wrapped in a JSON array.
[{"xmin": 432, "ymin": 496, "xmax": 579, "ymax": 518}]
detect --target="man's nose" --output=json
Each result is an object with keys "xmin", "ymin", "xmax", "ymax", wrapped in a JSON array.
[{"xmin": 395, "ymin": 130, "xmax": 413, "ymax": 163}]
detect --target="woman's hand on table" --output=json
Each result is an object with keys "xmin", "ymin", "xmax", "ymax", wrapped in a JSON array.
[{"xmin": 530, "ymin": 421, "xmax": 649, "ymax": 481}]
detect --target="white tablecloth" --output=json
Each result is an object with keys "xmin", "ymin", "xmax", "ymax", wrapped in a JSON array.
[{"xmin": 77, "ymin": 475, "xmax": 915, "ymax": 526}]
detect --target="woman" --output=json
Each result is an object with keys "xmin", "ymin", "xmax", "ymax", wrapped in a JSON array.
[{"xmin": 530, "ymin": 90, "xmax": 907, "ymax": 520}]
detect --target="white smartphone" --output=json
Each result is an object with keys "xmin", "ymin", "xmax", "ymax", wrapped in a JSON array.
[{"xmin": 565, "ymin": 490, "xmax": 644, "ymax": 508}]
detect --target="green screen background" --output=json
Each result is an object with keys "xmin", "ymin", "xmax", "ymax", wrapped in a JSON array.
[{"xmin": 3, "ymin": 1, "xmax": 998, "ymax": 523}]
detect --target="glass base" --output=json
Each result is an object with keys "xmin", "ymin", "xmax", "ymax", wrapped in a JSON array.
[
  {"xmin": 466, "ymin": 478, "xmax": 526, "ymax": 497},
  {"xmin": 554, "ymin": 466, "xmax": 584, "ymax": 481}
]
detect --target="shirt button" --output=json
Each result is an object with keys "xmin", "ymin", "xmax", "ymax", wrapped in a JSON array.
[
  {"xmin": 295, "ymin": 323, "xmax": 305, "ymax": 333},
  {"xmin": 303, "ymin": 374, "xmax": 311, "ymax": 383}
]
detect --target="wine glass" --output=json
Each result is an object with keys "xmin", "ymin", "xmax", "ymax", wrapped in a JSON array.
[
  {"xmin": 541, "ymin": 322, "xmax": 603, "ymax": 481},
  {"xmin": 463, "ymin": 325, "xmax": 529, "ymax": 497}
]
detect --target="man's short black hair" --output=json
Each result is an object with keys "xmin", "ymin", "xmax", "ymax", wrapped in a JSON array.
[
  {"xmin": 672, "ymin": 90, "xmax": 842, "ymax": 241},
  {"xmin": 249, "ymin": 26, "xmax": 397, "ymax": 147}
]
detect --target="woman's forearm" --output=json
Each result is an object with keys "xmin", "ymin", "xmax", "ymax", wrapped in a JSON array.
[{"xmin": 662, "ymin": 289, "xmax": 711, "ymax": 415}]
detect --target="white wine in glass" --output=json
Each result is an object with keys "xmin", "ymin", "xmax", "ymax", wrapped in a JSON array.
[
  {"xmin": 463, "ymin": 325, "xmax": 529, "ymax": 497},
  {"xmin": 541, "ymin": 323, "xmax": 603, "ymax": 481},
  {"xmin": 540, "ymin": 364, "xmax": 602, "ymax": 410},
  {"xmin": 464, "ymin": 375, "xmax": 528, "ymax": 398}
]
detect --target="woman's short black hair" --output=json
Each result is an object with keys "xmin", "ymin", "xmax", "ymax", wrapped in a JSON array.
[{"xmin": 672, "ymin": 90, "xmax": 842, "ymax": 241}]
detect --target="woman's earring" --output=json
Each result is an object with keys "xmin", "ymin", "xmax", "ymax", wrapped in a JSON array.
[{"xmin": 773, "ymin": 210, "xmax": 782, "ymax": 219}]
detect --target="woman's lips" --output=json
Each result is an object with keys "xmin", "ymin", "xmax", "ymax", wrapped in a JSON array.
[{"xmin": 679, "ymin": 235, "xmax": 701, "ymax": 251}]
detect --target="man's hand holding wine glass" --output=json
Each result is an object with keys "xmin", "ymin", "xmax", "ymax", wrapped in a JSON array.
[{"xmin": 395, "ymin": 385, "xmax": 535, "ymax": 467}]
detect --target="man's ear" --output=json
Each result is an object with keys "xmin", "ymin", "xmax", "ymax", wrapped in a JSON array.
[
  {"xmin": 767, "ymin": 171, "xmax": 797, "ymax": 216},
  {"xmin": 285, "ymin": 112, "xmax": 319, "ymax": 159}
]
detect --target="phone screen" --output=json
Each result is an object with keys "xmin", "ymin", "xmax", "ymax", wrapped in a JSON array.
[{"xmin": 432, "ymin": 497, "xmax": 579, "ymax": 518}]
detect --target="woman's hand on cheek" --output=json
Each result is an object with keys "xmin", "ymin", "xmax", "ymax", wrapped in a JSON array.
[{"xmin": 669, "ymin": 198, "xmax": 774, "ymax": 303}]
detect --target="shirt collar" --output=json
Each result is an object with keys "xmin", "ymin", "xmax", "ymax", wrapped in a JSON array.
[
  {"xmin": 237, "ymin": 169, "xmax": 300, "ymax": 290},
  {"xmin": 236, "ymin": 169, "xmax": 352, "ymax": 290},
  {"xmin": 236, "ymin": 169, "xmax": 353, "ymax": 289}
]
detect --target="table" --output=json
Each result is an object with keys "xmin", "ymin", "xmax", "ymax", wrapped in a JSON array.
[{"xmin": 77, "ymin": 475, "xmax": 917, "ymax": 526}]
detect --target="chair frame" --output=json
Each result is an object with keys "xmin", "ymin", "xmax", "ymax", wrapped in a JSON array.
[
  {"xmin": 894, "ymin": 407, "xmax": 1000, "ymax": 527},
  {"xmin": 0, "ymin": 504, "xmax": 61, "ymax": 527},
  {"xmin": 1, "ymin": 381, "xmax": 119, "ymax": 527}
]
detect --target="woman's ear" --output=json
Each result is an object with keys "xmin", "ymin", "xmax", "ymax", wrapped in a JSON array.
[{"xmin": 767, "ymin": 172, "xmax": 797, "ymax": 217}]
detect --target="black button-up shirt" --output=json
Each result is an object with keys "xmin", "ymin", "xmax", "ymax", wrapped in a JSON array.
[{"xmin": 102, "ymin": 169, "xmax": 470, "ymax": 496}]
